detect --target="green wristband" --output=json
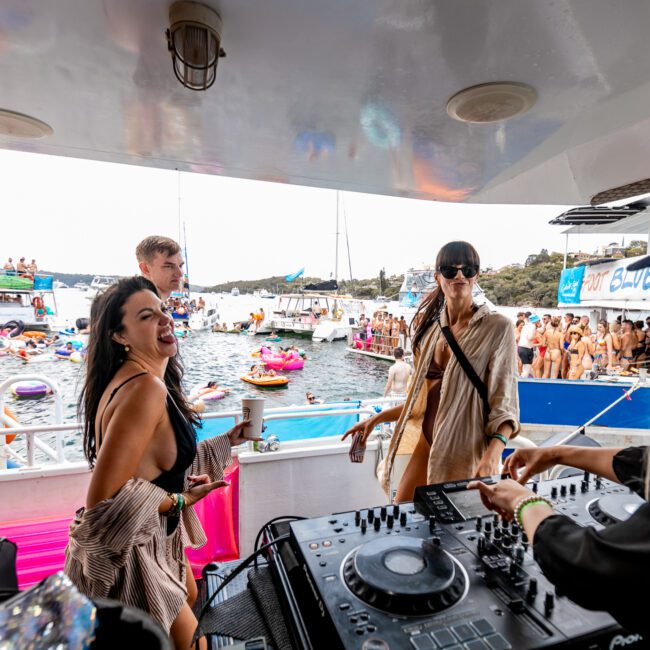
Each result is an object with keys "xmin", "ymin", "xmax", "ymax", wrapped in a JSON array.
[
  {"xmin": 488, "ymin": 433, "xmax": 508, "ymax": 446},
  {"xmin": 515, "ymin": 496, "xmax": 553, "ymax": 529}
]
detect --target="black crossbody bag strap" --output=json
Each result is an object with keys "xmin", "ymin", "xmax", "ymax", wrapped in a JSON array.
[{"xmin": 440, "ymin": 324, "xmax": 491, "ymax": 416}]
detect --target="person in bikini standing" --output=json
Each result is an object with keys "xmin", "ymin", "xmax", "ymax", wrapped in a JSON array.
[
  {"xmin": 594, "ymin": 319, "xmax": 614, "ymax": 370},
  {"xmin": 342, "ymin": 241, "xmax": 519, "ymax": 502},
  {"xmin": 567, "ymin": 327, "xmax": 587, "ymax": 380},
  {"xmin": 620, "ymin": 320, "xmax": 636, "ymax": 370},
  {"xmin": 543, "ymin": 316, "xmax": 563, "ymax": 378}
]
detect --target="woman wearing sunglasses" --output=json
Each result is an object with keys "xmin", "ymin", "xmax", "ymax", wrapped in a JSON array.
[{"xmin": 343, "ymin": 241, "xmax": 519, "ymax": 501}]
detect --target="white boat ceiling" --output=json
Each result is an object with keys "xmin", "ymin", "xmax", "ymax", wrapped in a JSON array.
[{"xmin": 2, "ymin": 1, "xmax": 650, "ymax": 205}]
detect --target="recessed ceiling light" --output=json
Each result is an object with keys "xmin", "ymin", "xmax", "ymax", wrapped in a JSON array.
[
  {"xmin": 0, "ymin": 109, "xmax": 53, "ymax": 139},
  {"xmin": 446, "ymin": 82, "xmax": 537, "ymax": 124}
]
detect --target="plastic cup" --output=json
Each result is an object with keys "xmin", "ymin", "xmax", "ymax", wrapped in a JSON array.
[{"xmin": 241, "ymin": 397, "xmax": 265, "ymax": 439}]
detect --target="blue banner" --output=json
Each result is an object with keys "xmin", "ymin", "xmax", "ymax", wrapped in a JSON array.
[
  {"xmin": 557, "ymin": 266, "xmax": 585, "ymax": 304},
  {"xmin": 33, "ymin": 275, "xmax": 53, "ymax": 291},
  {"xmin": 285, "ymin": 267, "xmax": 304, "ymax": 282}
]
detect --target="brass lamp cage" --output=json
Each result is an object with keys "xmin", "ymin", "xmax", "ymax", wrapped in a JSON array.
[{"xmin": 166, "ymin": 2, "xmax": 225, "ymax": 91}]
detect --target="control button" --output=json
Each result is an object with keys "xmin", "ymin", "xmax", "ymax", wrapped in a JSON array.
[
  {"xmin": 451, "ymin": 623, "xmax": 475, "ymax": 642},
  {"xmin": 362, "ymin": 640, "xmax": 389, "ymax": 650},
  {"xmin": 356, "ymin": 627, "xmax": 366, "ymax": 636},
  {"xmin": 366, "ymin": 625, "xmax": 376, "ymax": 633},
  {"xmin": 319, "ymin": 561, "xmax": 327, "ymax": 567},
  {"xmin": 484, "ymin": 633, "xmax": 512, "ymax": 650},
  {"xmin": 334, "ymin": 527, "xmax": 343, "ymax": 533},
  {"xmin": 308, "ymin": 543, "xmax": 318, "ymax": 550},
  {"xmin": 349, "ymin": 615, "xmax": 358, "ymax": 624},
  {"xmin": 324, "ymin": 574, "xmax": 336, "ymax": 582},
  {"xmin": 322, "ymin": 540, "xmax": 332, "ymax": 548},
  {"xmin": 470, "ymin": 619, "xmax": 495, "ymax": 637},
  {"xmin": 464, "ymin": 640, "xmax": 489, "ymax": 650},
  {"xmin": 338, "ymin": 602, "xmax": 351, "ymax": 611},
  {"xmin": 410, "ymin": 634, "xmax": 435, "ymax": 649},
  {"xmin": 359, "ymin": 613, "xmax": 369, "ymax": 621},
  {"xmin": 431, "ymin": 628, "xmax": 457, "ymax": 647},
  {"xmin": 544, "ymin": 591, "xmax": 555, "ymax": 616},
  {"xmin": 339, "ymin": 538, "xmax": 346, "ymax": 543},
  {"xmin": 328, "ymin": 519, "xmax": 337, "ymax": 524},
  {"xmin": 443, "ymin": 482, "xmax": 456, "ymax": 489}
]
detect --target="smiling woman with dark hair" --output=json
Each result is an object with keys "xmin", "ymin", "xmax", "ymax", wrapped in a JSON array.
[
  {"xmin": 343, "ymin": 241, "xmax": 519, "ymax": 501},
  {"xmin": 64, "ymin": 276, "xmax": 253, "ymax": 650}
]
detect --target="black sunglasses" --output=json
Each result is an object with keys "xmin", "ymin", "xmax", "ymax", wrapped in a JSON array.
[{"xmin": 438, "ymin": 265, "xmax": 479, "ymax": 280}]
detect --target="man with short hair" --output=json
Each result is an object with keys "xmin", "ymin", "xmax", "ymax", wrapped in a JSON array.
[
  {"xmin": 16, "ymin": 257, "xmax": 27, "ymax": 274},
  {"xmin": 135, "ymin": 235, "xmax": 184, "ymax": 301},
  {"xmin": 3, "ymin": 258, "xmax": 15, "ymax": 275},
  {"xmin": 518, "ymin": 314, "xmax": 540, "ymax": 378},
  {"xmin": 383, "ymin": 347, "xmax": 412, "ymax": 397},
  {"xmin": 620, "ymin": 320, "xmax": 636, "ymax": 369}
]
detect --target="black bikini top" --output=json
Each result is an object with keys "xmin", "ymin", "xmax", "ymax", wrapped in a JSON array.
[{"xmin": 98, "ymin": 372, "xmax": 197, "ymax": 495}]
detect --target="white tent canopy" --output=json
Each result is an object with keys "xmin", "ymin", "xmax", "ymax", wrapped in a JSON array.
[{"xmin": 562, "ymin": 208, "xmax": 650, "ymax": 236}]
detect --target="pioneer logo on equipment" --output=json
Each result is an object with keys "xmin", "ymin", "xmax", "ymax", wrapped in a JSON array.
[{"xmin": 609, "ymin": 632, "xmax": 643, "ymax": 649}]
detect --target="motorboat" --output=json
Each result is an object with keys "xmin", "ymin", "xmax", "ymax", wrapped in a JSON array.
[
  {"xmin": 0, "ymin": 272, "xmax": 58, "ymax": 333},
  {"xmin": 187, "ymin": 300, "xmax": 220, "ymax": 331}
]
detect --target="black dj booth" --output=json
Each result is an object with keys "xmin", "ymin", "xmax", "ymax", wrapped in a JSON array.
[{"xmin": 201, "ymin": 472, "xmax": 645, "ymax": 650}]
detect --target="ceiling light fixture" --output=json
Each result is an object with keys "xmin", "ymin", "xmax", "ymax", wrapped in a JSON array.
[
  {"xmin": 166, "ymin": 1, "xmax": 226, "ymax": 91},
  {"xmin": 0, "ymin": 109, "xmax": 53, "ymax": 139},
  {"xmin": 446, "ymin": 82, "xmax": 537, "ymax": 124}
]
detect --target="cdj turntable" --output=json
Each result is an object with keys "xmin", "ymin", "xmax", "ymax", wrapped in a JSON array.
[{"xmin": 264, "ymin": 472, "xmax": 645, "ymax": 649}]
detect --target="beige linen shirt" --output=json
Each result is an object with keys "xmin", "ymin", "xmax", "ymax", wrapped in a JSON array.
[{"xmin": 382, "ymin": 303, "xmax": 520, "ymax": 492}]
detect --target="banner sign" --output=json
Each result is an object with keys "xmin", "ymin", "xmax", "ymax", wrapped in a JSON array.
[
  {"xmin": 557, "ymin": 266, "xmax": 585, "ymax": 304},
  {"xmin": 578, "ymin": 255, "xmax": 650, "ymax": 303}
]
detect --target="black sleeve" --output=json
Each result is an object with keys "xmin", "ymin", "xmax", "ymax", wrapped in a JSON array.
[
  {"xmin": 533, "ymin": 504, "xmax": 650, "ymax": 636},
  {"xmin": 612, "ymin": 446, "xmax": 648, "ymax": 497}
]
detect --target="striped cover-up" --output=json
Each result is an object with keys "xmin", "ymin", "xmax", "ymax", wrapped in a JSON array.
[{"xmin": 64, "ymin": 433, "xmax": 232, "ymax": 633}]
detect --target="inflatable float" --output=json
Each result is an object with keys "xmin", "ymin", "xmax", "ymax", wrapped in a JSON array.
[
  {"xmin": 10, "ymin": 381, "xmax": 52, "ymax": 399},
  {"xmin": 261, "ymin": 351, "xmax": 305, "ymax": 371},
  {"xmin": 189, "ymin": 383, "xmax": 228, "ymax": 402},
  {"xmin": 265, "ymin": 336, "xmax": 282, "ymax": 342},
  {"xmin": 240, "ymin": 374, "xmax": 289, "ymax": 388}
]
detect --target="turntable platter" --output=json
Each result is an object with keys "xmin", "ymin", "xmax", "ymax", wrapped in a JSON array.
[
  {"xmin": 588, "ymin": 493, "xmax": 643, "ymax": 526},
  {"xmin": 343, "ymin": 537, "xmax": 467, "ymax": 616}
]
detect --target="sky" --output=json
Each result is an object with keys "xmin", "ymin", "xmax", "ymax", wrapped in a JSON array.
[{"xmin": 0, "ymin": 148, "xmax": 644, "ymax": 287}]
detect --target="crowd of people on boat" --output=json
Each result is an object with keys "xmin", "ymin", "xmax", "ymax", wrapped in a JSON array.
[
  {"xmin": 354, "ymin": 311, "xmax": 409, "ymax": 355},
  {"xmin": 167, "ymin": 295, "xmax": 206, "ymax": 319},
  {"xmin": 515, "ymin": 311, "xmax": 650, "ymax": 380},
  {"xmin": 2, "ymin": 257, "xmax": 38, "ymax": 277}
]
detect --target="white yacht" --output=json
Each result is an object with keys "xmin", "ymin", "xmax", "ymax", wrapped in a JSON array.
[
  {"xmin": 0, "ymin": 272, "xmax": 58, "ymax": 333},
  {"xmin": 270, "ymin": 293, "xmax": 365, "ymax": 341},
  {"xmin": 187, "ymin": 300, "xmax": 220, "ymax": 331}
]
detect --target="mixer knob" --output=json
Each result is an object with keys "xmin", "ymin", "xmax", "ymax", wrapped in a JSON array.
[
  {"xmin": 493, "ymin": 528, "xmax": 502, "ymax": 541},
  {"xmin": 569, "ymin": 483, "xmax": 576, "ymax": 495},
  {"xmin": 544, "ymin": 591, "xmax": 555, "ymax": 616},
  {"xmin": 595, "ymin": 477, "xmax": 602, "ymax": 489},
  {"xmin": 374, "ymin": 517, "xmax": 381, "ymax": 532},
  {"xmin": 484, "ymin": 521, "xmax": 492, "ymax": 533},
  {"xmin": 509, "ymin": 561, "xmax": 518, "ymax": 581},
  {"xmin": 532, "ymin": 482, "xmax": 538, "ymax": 493},
  {"xmin": 511, "ymin": 523, "xmax": 519, "ymax": 536},
  {"xmin": 550, "ymin": 486, "xmax": 558, "ymax": 499},
  {"xmin": 493, "ymin": 514, "xmax": 500, "ymax": 526},
  {"xmin": 399, "ymin": 511, "xmax": 407, "ymax": 527},
  {"xmin": 386, "ymin": 514, "xmax": 394, "ymax": 529},
  {"xmin": 526, "ymin": 578, "xmax": 538, "ymax": 602},
  {"xmin": 429, "ymin": 515, "xmax": 436, "ymax": 533},
  {"xmin": 584, "ymin": 471, "xmax": 591, "ymax": 483},
  {"xmin": 354, "ymin": 510, "xmax": 361, "ymax": 525},
  {"xmin": 560, "ymin": 484, "xmax": 567, "ymax": 497},
  {"xmin": 392, "ymin": 504, "xmax": 400, "ymax": 518},
  {"xmin": 367, "ymin": 509, "xmax": 375, "ymax": 524},
  {"xmin": 432, "ymin": 536, "xmax": 441, "ymax": 546},
  {"xmin": 515, "ymin": 546, "xmax": 525, "ymax": 565},
  {"xmin": 581, "ymin": 480, "xmax": 589, "ymax": 493},
  {"xmin": 380, "ymin": 506, "xmax": 387, "ymax": 521},
  {"xmin": 475, "ymin": 516, "xmax": 482, "ymax": 532},
  {"xmin": 477, "ymin": 535, "xmax": 486, "ymax": 556},
  {"xmin": 360, "ymin": 518, "xmax": 367, "ymax": 533}
]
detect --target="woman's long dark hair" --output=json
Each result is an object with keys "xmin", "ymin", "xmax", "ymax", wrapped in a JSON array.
[
  {"xmin": 78, "ymin": 276, "xmax": 199, "ymax": 468},
  {"xmin": 411, "ymin": 241, "xmax": 480, "ymax": 352}
]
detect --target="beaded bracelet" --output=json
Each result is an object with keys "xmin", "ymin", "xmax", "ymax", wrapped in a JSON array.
[
  {"xmin": 514, "ymin": 495, "xmax": 553, "ymax": 530},
  {"xmin": 488, "ymin": 433, "xmax": 508, "ymax": 446},
  {"xmin": 164, "ymin": 492, "xmax": 185, "ymax": 517}
]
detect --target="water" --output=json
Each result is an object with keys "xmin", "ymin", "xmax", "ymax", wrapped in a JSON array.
[{"xmin": 2, "ymin": 290, "xmax": 389, "ymax": 461}]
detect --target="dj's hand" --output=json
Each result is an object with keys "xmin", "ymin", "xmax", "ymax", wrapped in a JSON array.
[
  {"xmin": 502, "ymin": 447, "xmax": 558, "ymax": 484},
  {"xmin": 467, "ymin": 479, "xmax": 534, "ymax": 521}
]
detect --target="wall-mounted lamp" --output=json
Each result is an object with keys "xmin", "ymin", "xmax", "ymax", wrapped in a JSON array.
[{"xmin": 166, "ymin": 1, "xmax": 226, "ymax": 91}]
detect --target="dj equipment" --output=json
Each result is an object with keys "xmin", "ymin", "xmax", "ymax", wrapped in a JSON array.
[{"xmin": 265, "ymin": 473, "xmax": 645, "ymax": 649}]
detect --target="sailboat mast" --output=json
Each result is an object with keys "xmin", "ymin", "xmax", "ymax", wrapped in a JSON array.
[{"xmin": 335, "ymin": 191, "xmax": 339, "ymax": 285}]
